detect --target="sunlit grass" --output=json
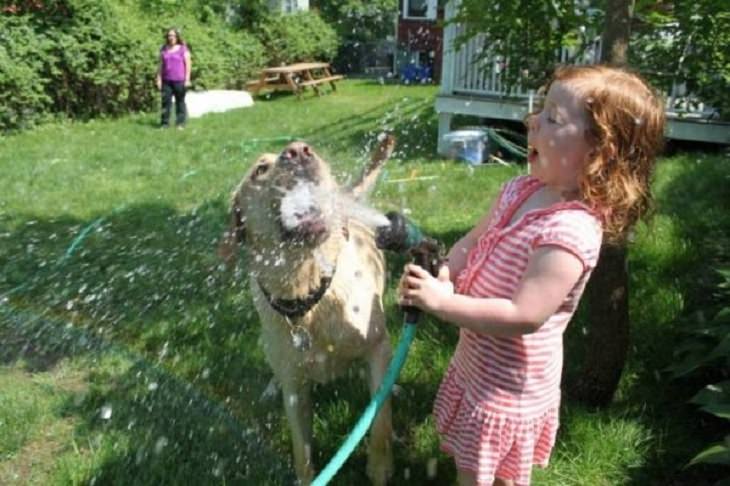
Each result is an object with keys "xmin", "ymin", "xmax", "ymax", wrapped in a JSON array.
[{"xmin": 1, "ymin": 80, "xmax": 728, "ymax": 484}]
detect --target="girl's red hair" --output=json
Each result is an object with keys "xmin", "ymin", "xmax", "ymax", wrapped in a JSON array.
[{"xmin": 547, "ymin": 65, "xmax": 665, "ymax": 243}]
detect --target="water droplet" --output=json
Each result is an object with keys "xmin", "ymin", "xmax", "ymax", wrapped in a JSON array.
[
  {"xmin": 154, "ymin": 436, "xmax": 168, "ymax": 454},
  {"xmin": 100, "ymin": 404, "xmax": 112, "ymax": 420}
]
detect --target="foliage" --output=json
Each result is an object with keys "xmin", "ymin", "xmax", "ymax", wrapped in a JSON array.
[
  {"xmin": 47, "ymin": 0, "xmax": 160, "ymax": 118},
  {"xmin": 450, "ymin": 0, "xmax": 600, "ymax": 93},
  {"xmin": 451, "ymin": 0, "xmax": 730, "ymax": 118},
  {"xmin": 0, "ymin": 15, "xmax": 54, "ymax": 130},
  {"xmin": 630, "ymin": 0, "xmax": 730, "ymax": 118},
  {"xmin": 668, "ymin": 268, "xmax": 730, "ymax": 472},
  {"xmin": 255, "ymin": 11, "xmax": 339, "ymax": 65},
  {"xmin": 313, "ymin": 0, "xmax": 398, "ymax": 44}
]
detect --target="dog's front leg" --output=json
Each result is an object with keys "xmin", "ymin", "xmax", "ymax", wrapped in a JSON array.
[
  {"xmin": 281, "ymin": 377, "xmax": 314, "ymax": 485},
  {"xmin": 366, "ymin": 336, "xmax": 394, "ymax": 485}
]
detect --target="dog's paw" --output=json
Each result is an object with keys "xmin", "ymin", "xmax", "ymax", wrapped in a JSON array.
[{"xmin": 259, "ymin": 378, "xmax": 280, "ymax": 402}]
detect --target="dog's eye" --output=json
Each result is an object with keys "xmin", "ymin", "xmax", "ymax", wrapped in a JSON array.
[{"xmin": 254, "ymin": 164, "xmax": 270, "ymax": 177}]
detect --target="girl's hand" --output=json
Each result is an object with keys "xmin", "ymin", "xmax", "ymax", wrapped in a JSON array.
[
  {"xmin": 399, "ymin": 263, "xmax": 453, "ymax": 314},
  {"xmin": 185, "ymin": 80, "xmax": 191, "ymax": 88}
]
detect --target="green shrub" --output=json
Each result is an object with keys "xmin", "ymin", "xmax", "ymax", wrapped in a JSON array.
[
  {"xmin": 48, "ymin": 0, "xmax": 159, "ymax": 117},
  {"xmin": 0, "ymin": 15, "xmax": 54, "ymax": 130},
  {"xmin": 669, "ymin": 268, "xmax": 730, "ymax": 472},
  {"xmin": 256, "ymin": 11, "xmax": 338, "ymax": 65}
]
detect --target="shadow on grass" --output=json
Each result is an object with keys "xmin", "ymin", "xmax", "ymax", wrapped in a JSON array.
[{"xmin": 0, "ymin": 201, "xmax": 296, "ymax": 484}]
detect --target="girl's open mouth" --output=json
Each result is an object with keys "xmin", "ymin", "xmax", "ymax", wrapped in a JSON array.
[{"xmin": 527, "ymin": 145, "xmax": 539, "ymax": 163}]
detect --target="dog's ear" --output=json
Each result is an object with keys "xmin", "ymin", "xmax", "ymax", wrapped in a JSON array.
[
  {"xmin": 217, "ymin": 153, "xmax": 277, "ymax": 267},
  {"xmin": 350, "ymin": 132, "xmax": 396, "ymax": 200}
]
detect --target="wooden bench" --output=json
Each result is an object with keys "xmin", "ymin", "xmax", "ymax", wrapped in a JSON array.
[{"xmin": 297, "ymin": 75, "xmax": 344, "ymax": 88}]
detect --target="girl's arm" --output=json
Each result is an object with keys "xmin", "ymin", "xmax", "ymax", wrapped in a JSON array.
[
  {"xmin": 184, "ymin": 48, "xmax": 192, "ymax": 86},
  {"xmin": 401, "ymin": 245, "xmax": 584, "ymax": 337}
]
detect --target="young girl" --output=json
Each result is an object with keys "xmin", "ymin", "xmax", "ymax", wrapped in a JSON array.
[{"xmin": 399, "ymin": 65, "xmax": 665, "ymax": 486}]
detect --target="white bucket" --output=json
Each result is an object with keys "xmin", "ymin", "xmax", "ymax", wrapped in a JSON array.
[{"xmin": 443, "ymin": 129, "xmax": 487, "ymax": 165}]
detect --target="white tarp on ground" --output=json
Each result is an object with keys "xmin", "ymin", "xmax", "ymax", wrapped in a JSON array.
[{"xmin": 185, "ymin": 90, "xmax": 254, "ymax": 118}]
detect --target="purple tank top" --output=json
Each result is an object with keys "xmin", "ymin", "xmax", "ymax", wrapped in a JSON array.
[{"xmin": 160, "ymin": 45, "xmax": 187, "ymax": 82}]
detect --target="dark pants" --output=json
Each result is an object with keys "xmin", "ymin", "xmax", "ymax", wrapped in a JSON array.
[{"xmin": 161, "ymin": 80, "xmax": 187, "ymax": 127}]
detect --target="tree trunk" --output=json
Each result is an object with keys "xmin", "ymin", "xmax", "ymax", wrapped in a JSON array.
[
  {"xmin": 601, "ymin": 0, "xmax": 633, "ymax": 66},
  {"xmin": 569, "ymin": 244, "xmax": 630, "ymax": 406},
  {"xmin": 568, "ymin": 0, "xmax": 634, "ymax": 407}
]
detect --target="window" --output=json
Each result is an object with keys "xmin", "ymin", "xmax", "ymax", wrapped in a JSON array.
[{"xmin": 404, "ymin": 0, "xmax": 436, "ymax": 20}]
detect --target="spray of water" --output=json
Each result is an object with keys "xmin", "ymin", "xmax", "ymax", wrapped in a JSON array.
[{"xmin": 279, "ymin": 180, "xmax": 390, "ymax": 234}]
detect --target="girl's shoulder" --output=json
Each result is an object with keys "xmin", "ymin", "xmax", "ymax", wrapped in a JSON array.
[{"xmin": 534, "ymin": 207, "xmax": 603, "ymax": 268}]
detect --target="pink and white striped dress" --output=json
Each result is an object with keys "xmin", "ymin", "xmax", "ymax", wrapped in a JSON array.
[{"xmin": 433, "ymin": 175, "xmax": 602, "ymax": 485}]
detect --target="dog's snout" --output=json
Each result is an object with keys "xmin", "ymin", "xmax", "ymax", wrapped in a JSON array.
[{"xmin": 282, "ymin": 142, "xmax": 313, "ymax": 164}]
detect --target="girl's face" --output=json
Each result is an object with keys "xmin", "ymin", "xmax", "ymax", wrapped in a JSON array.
[
  {"xmin": 527, "ymin": 80, "xmax": 592, "ymax": 195},
  {"xmin": 166, "ymin": 30, "xmax": 178, "ymax": 45}
]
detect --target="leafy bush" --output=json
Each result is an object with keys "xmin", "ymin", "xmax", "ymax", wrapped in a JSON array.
[
  {"xmin": 0, "ymin": 15, "xmax": 54, "ymax": 130},
  {"xmin": 669, "ymin": 268, "xmax": 730, "ymax": 473},
  {"xmin": 255, "ymin": 11, "xmax": 338, "ymax": 65},
  {"xmin": 47, "ymin": 0, "xmax": 159, "ymax": 117}
]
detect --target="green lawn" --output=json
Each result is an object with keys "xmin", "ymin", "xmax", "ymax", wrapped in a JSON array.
[{"xmin": 1, "ymin": 80, "xmax": 728, "ymax": 485}]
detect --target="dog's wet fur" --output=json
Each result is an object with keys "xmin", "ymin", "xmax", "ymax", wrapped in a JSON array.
[{"xmin": 219, "ymin": 137, "xmax": 396, "ymax": 485}]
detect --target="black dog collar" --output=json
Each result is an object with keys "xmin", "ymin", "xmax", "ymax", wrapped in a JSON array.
[{"xmin": 257, "ymin": 276, "xmax": 333, "ymax": 320}]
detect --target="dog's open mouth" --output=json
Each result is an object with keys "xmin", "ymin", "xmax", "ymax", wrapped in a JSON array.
[{"xmin": 279, "ymin": 181, "xmax": 330, "ymax": 243}]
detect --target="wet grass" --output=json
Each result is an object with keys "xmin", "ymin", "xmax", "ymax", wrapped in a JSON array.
[{"xmin": 1, "ymin": 80, "xmax": 729, "ymax": 484}]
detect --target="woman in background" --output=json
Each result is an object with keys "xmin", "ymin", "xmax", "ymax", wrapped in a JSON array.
[{"xmin": 155, "ymin": 28, "xmax": 191, "ymax": 129}]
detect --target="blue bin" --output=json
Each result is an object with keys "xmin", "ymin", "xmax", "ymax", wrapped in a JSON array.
[{"xmin": 443, "ymin": 129, "xmax": 488, "ymax": 165}]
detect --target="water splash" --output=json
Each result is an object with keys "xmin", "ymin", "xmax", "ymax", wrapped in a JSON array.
[{"xmin": 279, "ymin": 180, "xmax": 389, "ymax": 232}]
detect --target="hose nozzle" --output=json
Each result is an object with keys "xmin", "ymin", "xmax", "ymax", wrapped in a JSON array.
[
  {"xmin": 376, "ymin": 211, "xmax": 444, "ymax": 324},
  {"xmin": 375, "ymin": 211, "xmax": 424, "ymax": 252}
]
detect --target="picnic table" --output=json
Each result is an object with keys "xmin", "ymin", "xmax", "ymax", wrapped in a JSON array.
[{"xmin": 247, "ymin": 62, "xmax": 344, "ymax": 99}]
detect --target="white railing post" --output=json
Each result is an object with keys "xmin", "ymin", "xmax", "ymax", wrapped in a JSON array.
[
  {"xmin": 437, "ymin": 0, "xmax": 459, "ymax": 156},
  {"xmin": 439, "ymin": 0, "xmax": 457, "ymax": 95}
]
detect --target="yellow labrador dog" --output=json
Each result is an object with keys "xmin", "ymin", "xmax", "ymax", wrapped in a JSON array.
[{"xmin": 219, "ymin": 136, "xmax": 396, "ymax": 485}]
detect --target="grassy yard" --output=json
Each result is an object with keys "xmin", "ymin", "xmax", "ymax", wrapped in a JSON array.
[{"xmin": 1, "ymin": 80, "xmax": 728, "ymax": 485}]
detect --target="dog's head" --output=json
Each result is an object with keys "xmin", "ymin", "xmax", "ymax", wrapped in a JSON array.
[{"xmin": 218, "ymin": 142, "xmax": 339, "ymax": 265}]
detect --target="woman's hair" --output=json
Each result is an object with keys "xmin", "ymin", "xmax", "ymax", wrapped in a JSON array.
[
  {"xmin": 543, "ymin": 64, "xmax": 665, "ymax": 243},
  {"xmin": 163, "ymin": 28, "xmax": 184, "ymax": 46}
]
